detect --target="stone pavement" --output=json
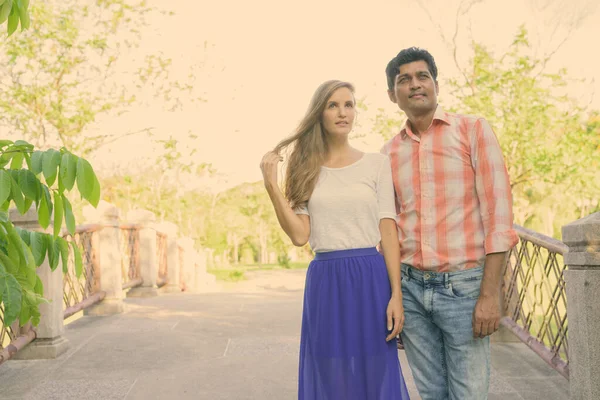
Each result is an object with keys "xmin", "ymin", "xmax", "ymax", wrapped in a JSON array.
[{"xmin": 0, "ymin": 269, "xmax": 569, "ymax": 399}]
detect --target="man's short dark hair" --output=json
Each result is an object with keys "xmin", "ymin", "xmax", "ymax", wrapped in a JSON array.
[{"xmin": 385, "ymin": 47, "xmax": 438, "ymax": 91}]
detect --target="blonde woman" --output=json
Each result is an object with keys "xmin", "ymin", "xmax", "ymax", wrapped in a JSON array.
[{"xmin": 260, "ymin": 80, "xmax": 410, "ymax": 399}]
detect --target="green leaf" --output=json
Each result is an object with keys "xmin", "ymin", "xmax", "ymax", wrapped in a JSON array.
[
  {"xmin": 0, "ymin": 170, "xmax": 11, "ymax": 206},
  {"xmin": 18, "ymin": 297, "xmax": 31, "ymax": 326},
  {"xmin": 34, "ymin": 275, "xmax": 43, "ymax": 297},
  {"xmin": 0, "ymin": 264, "xmax": 22, "ymax": 327},
  {"xmin": 57, "ymin": 237, "xmax": 69, "ymax": 274},
  {"xmin": 0, "ymin": 140, "xmax": 13, "ymax": 148},
  {"xmin": 53, "ymin": 191, "xmax": 63, "ymax": 237},
  {"xmin": 0, "ymin": 0, "xmax": 12, "ymax": 25},
  {"xmin": 59, "ymin": 152, "xmax": 78, "ymax": 191},
  {"xmin": 0, "ymin": 246, "xmax": 18, "ymax": 275},
  {"xmin": 76, "ymin": 157, "xmax": 97, "ymax": 203},
  {"xmin": 21, "ymin": 242, "xmax": 36, "ymax": 286},
  {"xmin": 30, "ymin": 151, "xmax": 43, "ymax": 175},
  {"xmin": 18, "ymin": 169, "xmax": 40, "ymax": 201},
  {"xmin": 23, "ymin": 197, "xmax": 33, "ymax": 214},
  {"xmin": 46, "ymin": 235, "xmax": 59, "ymax": 271},
  {"xmin": 7, "ymin": 7, "xmax": 19, "ymax": 36},
  {"xmin": 37, "ymin": 185, "xmax": 53, "ymax": 229},
  {"xmin": 30, "ymin": 231, "xmax": 47, "ymax": 266},
  {"xmin": 13, "ymin": 140, "xmax": 33, "ymax": 150},
  {"xmin": 0, "ymin": 154, "xmax": 10, "ymax": 169},
  {"xmin": 62, "ymin": 194, "xmax": 76, "ymax": 235},
  {"xmin": 38, "ymin": 189, "xmax": 50, "ymax": 229},
  {"xmin": 16, "ymin": 226, "xmax": 30, "ymax": 246},
  {"xmin": 0, "ymin": 210, "xmax": 8, "ymax": 222},
  {"xmin": 5, "ymin": 222, "xmax": 24, "ymax": 269},
  {"xmin": 10, "ymin": 151, "xmax": 24, "ymax": 169},
  {"xmin": 42, "ymin": 149, "xmax": 61, "ymax": 187},
  {"xmin": 24, "ymin": 152, "xmax": 32, "ymax": 171},
  {"xmin": 89, "ymin": 174, "xmax": 101, "ymax": 207},
  {"xmin": 10, "ymin": 175, "xmax": 26, "ymax": 214},
  {"xmin": 18, "ymin": 1, "xmax": 29, "ymax": 30},
  {"xmin": 71, "ymin": 241, "xmax": 83, "ymax": 278}
]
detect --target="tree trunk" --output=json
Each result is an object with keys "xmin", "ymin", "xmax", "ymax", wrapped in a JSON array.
[
  {"xmin": 259, "ymin": 220, "xmax": 268, "ymax": 265},
  {"xmin": 233, "ymin": 233, "xmax": 239, "ymax": 265}
]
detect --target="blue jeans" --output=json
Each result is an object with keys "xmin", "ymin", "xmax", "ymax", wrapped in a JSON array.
[{"xmin": 400, "ymin": 264, "xmax": 490, "ymax": 400}]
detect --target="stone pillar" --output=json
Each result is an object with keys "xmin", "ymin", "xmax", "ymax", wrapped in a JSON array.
[
  {"xmin": 9, "ymin": 208, "xmax": 69, "ymax": 359},
  {"xmin": 83, "ymin": 201, "xmax": 124, "ymax": 315},
  {"xmin": 195, "ymin": 247, "xmax": 217, "ymax": 292},
  {"xmin": 156, "ymin": 222, "xmax": 180, "ymax": 293},
  {"xmin": 126, "ymin": 209, "xmax": 158, "ymax": 297},
  {"xmin": 562, "ymin": 212, "xmax": 600, "ymax": 400},
  {"xmin": 178, "ymin": 237, "xmax": 195, "ymax": 291}
]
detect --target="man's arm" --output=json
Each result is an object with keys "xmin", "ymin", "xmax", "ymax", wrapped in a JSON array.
[{"xmin": 470, "ymin": 118, "xmax": 519, "ymax": 338}]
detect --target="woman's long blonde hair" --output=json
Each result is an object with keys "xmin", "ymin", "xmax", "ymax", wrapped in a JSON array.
[{"xmin": 274, "ymin": 80, "xmax": 355, "ymax": 209}]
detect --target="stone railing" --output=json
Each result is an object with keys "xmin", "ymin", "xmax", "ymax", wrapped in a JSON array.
[
  {"xmin": 0, "ymin": 201, "xmax": 215, "ymax": 365},
  {"xmin": 496, "ymin": 213, "xmax": 600, "ymax": 399}
]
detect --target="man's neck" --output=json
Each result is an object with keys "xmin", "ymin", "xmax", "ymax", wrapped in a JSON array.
[{"xmin": 406, "ymin": 106, "xmax": 437, "ymax": 136}]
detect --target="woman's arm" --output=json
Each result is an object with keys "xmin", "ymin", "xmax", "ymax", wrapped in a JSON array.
[
  {"xmin": 380, "ymin": 218, "xmax": 401, "ymax": 296},
  {"xmin": 260, "ymin": 151, "xmax": 310, "ymax": 246},
  {"xmin": 380, "ymin": 218, "xmax": 404, "ymax": 341}
]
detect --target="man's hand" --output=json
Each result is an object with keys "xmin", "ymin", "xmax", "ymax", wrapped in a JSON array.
[
  {"xmin": 386, "ymin": 294, "xmax": 404, "ymax": 342},
  {"xmin": 472, "ymin": 294, "xmax": 501, "ymax": 338}
]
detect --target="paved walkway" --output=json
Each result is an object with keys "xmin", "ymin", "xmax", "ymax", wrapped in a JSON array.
[{"xmin": 0, "ymin": 269, "xmax": 569, "ymax": 399}]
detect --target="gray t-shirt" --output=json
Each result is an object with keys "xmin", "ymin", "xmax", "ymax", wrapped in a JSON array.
[{"xmin": 295, "ymin": 152, "xmax": 397, "ymax": 253}]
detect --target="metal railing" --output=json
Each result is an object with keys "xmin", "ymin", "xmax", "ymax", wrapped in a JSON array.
[
  {"xmin": 62, "ymin": 224, "xmax": 106, "ymax": 319},
  {"xmin": 120, "ymin": 224, "xmax": 142, "ymax": 290},
  {"xmin": 501, "ymin": 224, "xmax": 569, "ymax": 379}
]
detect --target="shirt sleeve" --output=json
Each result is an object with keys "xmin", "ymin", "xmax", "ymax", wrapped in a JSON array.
[
  {"xmin": 471, "ymin": 118, "xmax": 519, "ymax": 254},
  {"xmin": 377, "ymin": 155, "xmax": 398, "ymax": 221}
]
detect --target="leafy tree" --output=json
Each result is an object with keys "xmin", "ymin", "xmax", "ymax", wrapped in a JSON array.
[
  {"xmin": 0, "ymin": 139, "xmax": 99, "ymax": 328},
  {"xmin": 0, "ymin": 0, "xmax": 185, "ymax": 156},
  {"xmin": 447, "ymin": 28, "xmax": 599, "ymax": 234}
]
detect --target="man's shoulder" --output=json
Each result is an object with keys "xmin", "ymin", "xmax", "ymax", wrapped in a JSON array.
[
  {"xmin": 443, "ymin": 110, "xmax": 487, "ymax": 126},
  {"xmin": 380, "ymin": 136, "xmax": 399, "ymax": 155}
]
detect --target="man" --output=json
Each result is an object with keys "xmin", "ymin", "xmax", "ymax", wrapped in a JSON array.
[{"xmin": 381, "ymin": 47, "xmax": 519, "ymax": 400}]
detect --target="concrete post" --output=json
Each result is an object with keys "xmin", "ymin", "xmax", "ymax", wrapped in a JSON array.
[
  {"xmin": 125, "ymin": 209, "xmax": 158, "ymax": 297},
  {"xmin": 178, "ymin": 237, "xmax": 195, "ymax": 291},
  {"xmin": 157, "ymin": 222, "xmax": 180, "ymax": 293},
  {"xmin": 10, "ymin": 208, "xmax": 69, "ymax": 359},
  {"xmin": 195, "ymin": 247, "xmax": 217, "ymax": 292},
  {"xmin": 83, "ymin": 201, "xmax": 124, "ymax": 315},
  {"xmin": 562, "ymin": 212, "xmax": 600, "ymax": 400}
]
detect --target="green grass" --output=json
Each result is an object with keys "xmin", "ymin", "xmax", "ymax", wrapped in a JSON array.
[
  {"xmin": 207, "ymin": 262, "xmax": 308, "ymax": 282},
  {"xmin": 207, "ymin": 268, "xmax": 247, "ymax": 282}
]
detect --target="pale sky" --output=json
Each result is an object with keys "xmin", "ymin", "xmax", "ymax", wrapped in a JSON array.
[{"xmin": 89, "ymin": 0, "xmax": 600, "ymax": 192}]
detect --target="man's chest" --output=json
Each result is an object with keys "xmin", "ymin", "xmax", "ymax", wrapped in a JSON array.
[{"xmin": 389, "ymin": 132, "xmax": 476, "ymax": 203}]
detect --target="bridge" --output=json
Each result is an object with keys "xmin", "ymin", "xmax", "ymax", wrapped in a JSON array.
[{"xmin": 1, "ymin": 202, "xmax": 599, "ymax": 399}]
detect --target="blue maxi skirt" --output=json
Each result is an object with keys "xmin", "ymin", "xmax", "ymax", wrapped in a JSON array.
[{"xmin": 298, "ymin": 247, "xmax": 410, "ymax": 399}]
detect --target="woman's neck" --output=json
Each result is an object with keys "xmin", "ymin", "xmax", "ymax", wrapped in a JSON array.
[{"xmin": 323, "ymin": 139, "xmax": 362, "ymax": 168}]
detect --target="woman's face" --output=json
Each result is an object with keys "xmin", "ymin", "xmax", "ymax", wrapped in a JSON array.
[{"xmin": 321, "ymin": 87, "xmax": 355, "ymax": 138}]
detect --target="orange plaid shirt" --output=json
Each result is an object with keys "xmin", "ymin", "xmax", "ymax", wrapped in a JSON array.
[{"xmin": 381, "ymin": 106, "xmax": 519, "ymax": 272}]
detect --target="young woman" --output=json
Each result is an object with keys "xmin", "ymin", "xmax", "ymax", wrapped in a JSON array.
[{"xmin": 260, "ymin": 80, "xmax": 410, "ymax": 399}]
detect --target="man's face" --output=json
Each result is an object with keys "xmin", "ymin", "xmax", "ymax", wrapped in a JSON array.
[{"xmin": 388, "ymin": 60, "xmax": 439, "ymax": 116}]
